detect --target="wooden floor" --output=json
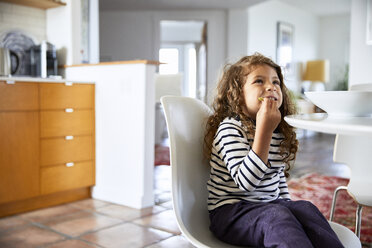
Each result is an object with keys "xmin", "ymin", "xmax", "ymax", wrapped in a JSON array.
[{"xmin": 0, "ymin": 133, "xmax": 351, "ymax": 248}]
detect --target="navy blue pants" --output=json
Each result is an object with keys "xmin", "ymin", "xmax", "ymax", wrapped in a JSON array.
[{"xmin": 209, "ymin": 199, "xmax": 344, "ymax": 248}]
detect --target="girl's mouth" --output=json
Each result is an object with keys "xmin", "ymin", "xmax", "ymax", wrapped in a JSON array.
[{"xmin": 258, "ymin": 96, "xmax": 278, "ymax": 101}]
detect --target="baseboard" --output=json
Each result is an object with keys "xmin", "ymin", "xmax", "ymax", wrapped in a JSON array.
[{"xmin": 0, "ymin": 187, "xmax": 91, "ymax": 218}]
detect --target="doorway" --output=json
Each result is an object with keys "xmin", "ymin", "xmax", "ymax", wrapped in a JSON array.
[
  {"xmin": 154, "ymin": 20, "xmax": 208, "ymax": 204},
  {"xmin": 158, "ymin": 20, "xmax": 207, "ymax": 101}
]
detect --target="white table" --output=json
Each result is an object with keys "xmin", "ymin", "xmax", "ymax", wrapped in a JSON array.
[
  {"xmin": 285, "ymin": 113, "xmax": 372, "ymax": 206},
  {"xmin": 285, "ymin": 113, "xmax": 372, "ymax": 240},
  {"xmin": 284, "ymin": 113, "xmax": 372, "ymax": 137}
]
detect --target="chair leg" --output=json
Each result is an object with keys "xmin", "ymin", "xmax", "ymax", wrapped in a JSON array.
[
  {"xmin": 355, "ymin": 204, "xmax": 363, "ymax": 238},
  {"xmin": 329, "ymin": 186, "xmax": 348, "ymax": 221}
]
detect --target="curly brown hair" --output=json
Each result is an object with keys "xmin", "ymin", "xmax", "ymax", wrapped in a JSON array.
[{"xmin": 204, "ymin": 53, "xmax": 298, "ymax": 176}]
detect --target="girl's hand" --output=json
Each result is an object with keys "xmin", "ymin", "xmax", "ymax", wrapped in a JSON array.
[
  {"xmin": 256, "ymin": 97, "xmax": 281, "ymax": 133},
  {"xmin": 252, "ymin": 97, "xmax": 281, "ymax": 165}
]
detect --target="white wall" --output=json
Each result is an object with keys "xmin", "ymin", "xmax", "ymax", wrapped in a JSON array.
[
  {"xmin": 319, "ymin": 14, "xmax": 350, "ymax": 90},
  {"xmin": 99, "ymin": 10, "xmax": 226, "ymax": 104},
  {"xmin": 0, "ymin": 2, "xmax": 46, "ymax": 43},
  {"xmin": 247, "ymin": 0, "xmax": 319, "ymax": 92},
  {"xmin": 100, "ymin": 11, "xmax": 154, "ymax": 62},
  {"xmin": 227, "ymin": 9, "xmax": 249, "ymax": 62},
  {"xmin": 99, "ymin": 2, "xmax": 355, "ymax": 98},
  {"xmin": 47, "ymin": 0, "xmax": 74, "ymax": 65},
  {"xmin": 161, "ymin": 21, "xmax": 204, "ymax": 43},
  {"xmin": 89, "ymin": 0, "xmax": 100, "ymax": 63},
  {"xmin": 47, "ymin": 0, "xmax": 100, "ymax": 66},
  {"xmin": 349, "ymin": 0, "xmax": 372, "ymax": 86}
]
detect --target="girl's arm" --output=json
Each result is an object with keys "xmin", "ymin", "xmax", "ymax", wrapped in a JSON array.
[
  {"xmin": 278, "ymin": 170, "xmax": 291, "ymax": 200},
  {"xmin": 252, "ymin": 98, "xmax": 281, "ymax": 165},
  {"xmin": 214, "ymin": 121, "xmax": 271, "ymax": 192}
]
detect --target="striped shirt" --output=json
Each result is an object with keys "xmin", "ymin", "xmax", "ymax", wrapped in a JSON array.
[{"xmin": 207, "ymin": 117, "xmax": 291, "ymax": 211}]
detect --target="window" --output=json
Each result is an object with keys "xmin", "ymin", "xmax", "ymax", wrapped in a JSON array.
[
  {"xmin": 188, "ymin": 47, "xmax": 196, "ymax": 98},
  {"xmin": 159, "ymin": 48, "xmax": 179, "ymax": 74}
]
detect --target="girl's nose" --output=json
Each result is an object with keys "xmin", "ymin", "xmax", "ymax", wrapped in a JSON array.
[{"xmin": 266, "ymin": 83, "xmax": 276, "ymax": 91}]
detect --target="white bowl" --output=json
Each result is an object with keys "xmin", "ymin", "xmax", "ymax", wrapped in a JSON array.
[{"xmin": 304, "ymin": 91, "xmax": 372, "ymax": 117}]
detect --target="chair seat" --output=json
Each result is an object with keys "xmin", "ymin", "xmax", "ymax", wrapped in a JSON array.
[{"xmin": 329, "ymin": 221, "xmax": 361, "ymax": 247}]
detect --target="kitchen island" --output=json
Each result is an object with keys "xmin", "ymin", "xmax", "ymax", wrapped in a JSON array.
[
  {"xmin": 64, "ymin": 60, "xmax": 159, "ymax": 209},
  {"xmin": 0, "ymin": 77, "xmax": 95, "ymax": 217}
]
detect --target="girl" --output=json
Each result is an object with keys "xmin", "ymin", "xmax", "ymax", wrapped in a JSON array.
[{"xmin": 204, "ymin": 53, "xmax": 343, "ymax": 248}]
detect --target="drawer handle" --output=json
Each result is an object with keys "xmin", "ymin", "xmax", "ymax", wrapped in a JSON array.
[
  {"xmin": 66, "ymin": 162, "xmax": 74, "ymax": 167},
  {"xmin": 65, "ymin": 136, "xmax": 74, "ymax": 140},
  {"xmin": 65, "ymin": 108, "xmax": 74, "ymax": 113},
  {"xmin": 65, "ymin": 82, "xmax": 73, "ymax": 86},
  {"xmin": 6, "ymin": 80, "xmax": 15, "ymax": 84}
]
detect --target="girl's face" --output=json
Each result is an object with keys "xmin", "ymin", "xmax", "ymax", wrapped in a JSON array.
[{"xmin": 241, "ymin": 64, "xmax": 283, "ymax": 119}]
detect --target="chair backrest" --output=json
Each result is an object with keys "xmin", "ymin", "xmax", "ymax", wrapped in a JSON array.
[
  {"xmin": 161, "ymin": 96, "xmax": 241, "ymax": 248},
  {"xmin": 333, "ymin": 82, "xmax": 372, "ymax": 206},
  {"xmin": 161, "ymin": 96, "xmax": 212, "ymax": 246}
]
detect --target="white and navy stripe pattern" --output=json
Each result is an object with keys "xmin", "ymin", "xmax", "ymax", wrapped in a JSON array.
[{"xmin": 207, "ymin": 117, "xmax": 290, "ymax": 211}]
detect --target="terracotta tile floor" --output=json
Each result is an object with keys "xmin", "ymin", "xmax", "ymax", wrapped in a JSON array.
[
  {"xmin": 0, "ymin": 198, "xmax": 193, "ymax": 248},
  {"xmin": 0, "ymin": 133, "xmax": 348, "ymax": 248}
]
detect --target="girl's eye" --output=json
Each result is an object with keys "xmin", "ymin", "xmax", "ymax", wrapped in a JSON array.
[
  {"xmin": 273, "ymin": 80, "xmax": 280, "ymax": 85},
  {"xmin": 254, "ymin": 79, "xmax": 263, "ymax": 84}
]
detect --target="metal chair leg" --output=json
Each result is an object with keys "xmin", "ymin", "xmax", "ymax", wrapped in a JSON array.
[
  {"xmin": 329, "ymin": 186, "xmax": 348, "ymax": 221},
  {"xmin": 355, "ymin": 204, "xmax": 363, "ymax": 238}
]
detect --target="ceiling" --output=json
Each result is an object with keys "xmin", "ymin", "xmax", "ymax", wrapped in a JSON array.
[
  {"xmin": 99, "ymin": 0, "xmax": 351, "ymax": 16},
  {"xmin": 99, "ymin": 0, "xmax": 264, "ymax": 11},
  {"xmin": 280, "ymin": 0, "xmax": 351, "ymax": 16}
]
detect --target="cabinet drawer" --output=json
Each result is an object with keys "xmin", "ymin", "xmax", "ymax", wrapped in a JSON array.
[
  {"xmin": 0, "ymin": 82, "xmax": 38, "ymax": 111},
  {"xmin": 41, "ymin": 161, "xmax": 95, "ymax": 195},
  {"xmin": 40, "ymin": 83, "xmax": 94, "ymax": 110},
  {"xmin": 40, "ymin": 110, "xmax": 94, "ymax": 137},
  {"xmin": 41, "ymin": 136, "xmax": 94, "ymax": 166}
]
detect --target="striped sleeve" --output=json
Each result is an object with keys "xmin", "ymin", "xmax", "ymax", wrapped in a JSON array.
[
  {"xmin": 214, "ymin": 121, "xmax": 270, "ymax": 192},
  {"xmin": 278, "ymin": 170, "xmax": 291, "ymax": 199}
]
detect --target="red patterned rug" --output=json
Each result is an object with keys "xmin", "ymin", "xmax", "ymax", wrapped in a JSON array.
[
  {"xmin": 288, "ymin": 173, "xmax": 372, "ymax": 246},
  {"xmin": 154, "ymin": 145, "xmax": 170, "ymax": 166}
]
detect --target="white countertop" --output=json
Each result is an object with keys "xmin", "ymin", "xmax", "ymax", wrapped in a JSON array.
[
  {"xmin": 284, "ymin": 113, "xmax": 372, "ymax": 137},
  {"xmin": 64, "ymin": 60, "xmax": 161, "ymax": 68},
  {"xmin": 0, "ymin": 76, "xmax": 94, "ymax": 84}
]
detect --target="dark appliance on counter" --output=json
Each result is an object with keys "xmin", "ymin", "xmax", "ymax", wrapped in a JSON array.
[{"xmin": 29, "ymin": 41, "xmax": 58, "ymax": 78}]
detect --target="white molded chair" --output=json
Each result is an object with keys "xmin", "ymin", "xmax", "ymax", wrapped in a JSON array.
[
  {"xmin": 161, "ymin": 96, "xmax": 361, "ymax": 248},
  {"xmin": 330, "ymin": 83, "xmax": 372, "ymax": 238}
]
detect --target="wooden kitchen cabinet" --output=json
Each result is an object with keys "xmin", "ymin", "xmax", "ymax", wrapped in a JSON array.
[
  {"xmin": 0, "ymin": 82, "xmax": 39, "ymax": 204},
  {"xmin": 40, "ymin": 110, "xmax": 94, "ymax": 137},
  {"xmin": 41, "ymin": 136, "xmax": 94, "ymax": 166},
  {"xmin": 39, "ymin": 82, "xmax": 95, "ymax": 196},
  {"xmin": 40, "ymin": 83, "xmax": 94, "ymax": 110},
  {"xmin": 41, "ymin": 161, "xmax": 94, "ymax": 195},
  {"xmin": 0, "ymin": 112, "xmax": 40, "ymax": 204},
  {"xmin": 0, "ymin": 82, "xmax": 38, "ymax": 111},
  {"xmin": 0, "ymin": 80, "xmax": 95, "ymax": 217},
  {"xmin": 0, "ymin": 0, "xmax": 66, "ymax": 9}
]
